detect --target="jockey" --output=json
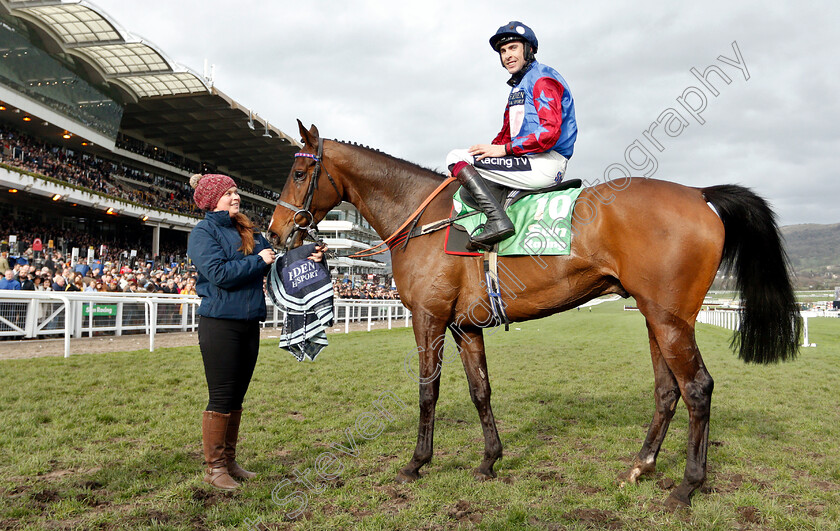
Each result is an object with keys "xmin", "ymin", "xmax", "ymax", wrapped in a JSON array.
[{"xmin": 447, "ymin": 21, "xmax": 578, "ymax": 249}]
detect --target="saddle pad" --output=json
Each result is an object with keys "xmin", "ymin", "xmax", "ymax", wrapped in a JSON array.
[
  {"xmin": 444, "ymin": 210, "xmax": 482, "ymax": 256},
  {"xmin": 450, "ymin": 187, "xmax": 583, "ymax": 256}
]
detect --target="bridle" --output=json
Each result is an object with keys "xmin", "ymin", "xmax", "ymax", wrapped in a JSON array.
[{"xmin": 275, "ymin": 138, "xmax": 342, "ymax": 249}]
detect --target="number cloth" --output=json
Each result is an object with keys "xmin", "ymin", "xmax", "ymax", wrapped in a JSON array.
[{"xmin": 452, "ymin": 187, "xmax": 583, "ymax": 256}]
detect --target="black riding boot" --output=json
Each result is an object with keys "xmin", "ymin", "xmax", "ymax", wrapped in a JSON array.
[{"xmin": 452, "ymin": 164, "xmax": 515, "ymax": 249}]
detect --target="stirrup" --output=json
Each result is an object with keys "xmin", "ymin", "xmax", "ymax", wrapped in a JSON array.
[
  {"xmin": 466, "ymin": 224, "xmax": 495, "ymax": 252},
  {"xmin": 466, "ymin": 240, "xmax": 494, "ymax": 252},
  {"xmin": 466, "ymin": 232, "xmax": 509, "ymax": 252}
]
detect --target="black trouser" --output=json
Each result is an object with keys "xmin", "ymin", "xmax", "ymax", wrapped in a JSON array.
[{"xmin": 198, "ymin": 316, "xmax": 261, "ymax": 413}]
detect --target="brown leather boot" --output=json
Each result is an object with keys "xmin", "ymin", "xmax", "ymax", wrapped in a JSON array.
[
  {"xmin": 202, "ymin": 411, "xmax": 240, "ymax": 490},
  {"xmin": 224, "ymin": 409, "xmax": 256, "ymax": 480}
]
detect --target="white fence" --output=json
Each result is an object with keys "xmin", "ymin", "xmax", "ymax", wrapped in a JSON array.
[
  {"xmin": 696, "ymin": 309, "xmax": 741, "ymax": 331},
  {"xmin": 331, "ymin": 299, "xmax": 412, "ymax": 333},
  {"xmin": 697, "ymin": 308, "xmax": 838, "ymax": 347},
  {"xmin": 0, "ymin": 291, "xmax": 411, "ymax": 357}
]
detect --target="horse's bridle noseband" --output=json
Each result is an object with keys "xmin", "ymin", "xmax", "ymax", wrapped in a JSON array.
[{"xmin": 276, "ymin": 138, "xmax": 342, "ymax": 248}]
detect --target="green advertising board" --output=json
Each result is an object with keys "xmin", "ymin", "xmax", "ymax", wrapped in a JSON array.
[{"xmin": 82, "ymin": 304, "xmax": 117, "ymax": 317}]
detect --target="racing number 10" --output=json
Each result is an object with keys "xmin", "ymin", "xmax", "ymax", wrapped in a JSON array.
[{"xmin": 533, "ymin": 195, "xmax": 572, "ymax": 221}]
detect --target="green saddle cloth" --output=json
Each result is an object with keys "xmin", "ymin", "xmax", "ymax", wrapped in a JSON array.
[{"xmin": 452, "ymin": 187, "xmax": 583, "ymax": 256}]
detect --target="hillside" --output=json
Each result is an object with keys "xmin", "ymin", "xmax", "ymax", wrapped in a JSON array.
[{"xmin": 781, "ymin": 223, "xmax": 840, "ymax": 289}]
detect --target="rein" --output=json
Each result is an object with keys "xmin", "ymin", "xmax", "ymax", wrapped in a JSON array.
[{"xmin": 347, "ymin": 176, "xmax": 456, "ymax": 258}]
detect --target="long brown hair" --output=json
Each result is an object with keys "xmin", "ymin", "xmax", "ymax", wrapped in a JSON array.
[{"xmin": 232, "ymin": 212, "xmax": 256, "ymax": 255}]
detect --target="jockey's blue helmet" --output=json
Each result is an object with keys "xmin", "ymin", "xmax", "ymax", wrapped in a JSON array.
[{"xmin": 489, "ymin": 21, "xmax": 538, "ymax": 53}]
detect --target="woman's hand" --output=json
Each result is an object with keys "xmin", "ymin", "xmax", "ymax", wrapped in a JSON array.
[
  {"xmin": 307, "ymin": 244, "xmax": 328, "ymax": 262},
  {"xmin": 258, "ymin": 248, "xmax": 276, "ymax": 265}
]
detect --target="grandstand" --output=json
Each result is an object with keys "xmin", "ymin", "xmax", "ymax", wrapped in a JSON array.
[{"xmin": 0, "ymin": 0, "xmax": 388, "ymax": 278}]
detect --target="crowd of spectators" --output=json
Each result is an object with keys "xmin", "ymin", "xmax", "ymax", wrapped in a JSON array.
[
  {"xmin": 0, "ymin": 220, "xmax": 185, "ymax": 265},
  {"xmin": 116, "ymin": 133, "xmax": 200, "ymax": 174},
  {"xmin": 1, "ymin": 125, "xmax": 275, "ymax": 227},
  {"xmin": 333, "ymin": 279, "xmax": 399, "ymax": 300},
  {"xmin": 1, "ymin": 247, "xmax": 401, "ymax": 300},
  {"xmin": 116, "ymin": 134, "xmax": 282, "ymax": 203},
  {"xmin": 237, "ymin": 181, "xmax": 282, "ymax": 202},
  {"xmin": 2, "ymin": 125, "xmax": 199, "ymax": 215},
  {"xmin": 0, "ymin": 250, "xmax": 198, "ymax": 295}
]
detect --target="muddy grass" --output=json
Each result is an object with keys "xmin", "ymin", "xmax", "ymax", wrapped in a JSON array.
[{"xmin": 1, "ymin": 304, "xmax": 839, "ymax": 529}]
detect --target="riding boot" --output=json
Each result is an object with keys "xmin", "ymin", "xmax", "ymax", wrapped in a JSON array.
[
  {"xmin": 224, "ymin": 409, "xmax": 256, "ymax": 480},
  {"xmin": 202, "ymin": 411, "xmax": 240, "ymax": 490},
  {"xmin": 451, "ymin": 163, "xmax": 515, "ymax": 249}
]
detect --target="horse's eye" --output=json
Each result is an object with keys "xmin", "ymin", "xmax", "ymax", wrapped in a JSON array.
[{"xmin": 294, "ymin": 171, "xmax": 305, "ymax": 180}]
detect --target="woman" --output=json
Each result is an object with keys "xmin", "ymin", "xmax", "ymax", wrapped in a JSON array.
[
  {"xmin": 187, "ymin": 173, "xmax": 323, "ymax": 491},
  {"xmin": 39, "ymin": 275, "xmax": 52, "ymax": 291},
  {"xmin": 71, "ymin": 272, "xmax": 85, "ymax": 292},
  {"xmin": 181, "ymin": 276, "xmax": 197, "ymax": 296},
  {"xmin": 187, "ymin": 173, "xmax": 272, "ymax": 490}
]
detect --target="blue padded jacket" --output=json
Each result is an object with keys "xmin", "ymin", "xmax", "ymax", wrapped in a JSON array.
[{"xmin": 187, "ymin": 210, "xmax": 271, "ymax": 321}]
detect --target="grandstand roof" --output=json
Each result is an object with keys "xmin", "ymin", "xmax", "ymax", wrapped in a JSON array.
[
  {"xmin": 119, "ymin": 88, "xmax": 301, "ymax": 189},
  {"xmin": 3, "ymin": 0, "xmax": 207, "ymax": 101},
  {"xmin": 0, "ymin": 0, "xmax": 302, "ymax": 189}
]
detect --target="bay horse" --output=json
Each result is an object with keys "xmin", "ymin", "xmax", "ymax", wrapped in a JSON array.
[{"xmin": 268, "ymin": 121, "xmax": 800, "ymax": 509}]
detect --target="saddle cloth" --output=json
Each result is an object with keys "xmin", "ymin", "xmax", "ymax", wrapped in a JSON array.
[{"xmin": 446, "ymin": 179, "xmax": 583, "ymax": 257}]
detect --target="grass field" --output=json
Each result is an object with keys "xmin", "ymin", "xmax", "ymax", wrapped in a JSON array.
[{"xmin": 1, "ymin": 301, "xmax": 839, "ymax": 530}]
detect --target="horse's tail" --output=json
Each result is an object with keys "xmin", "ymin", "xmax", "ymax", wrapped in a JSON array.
[{"xmin": 702, "ymin": 185, "xmax": 801, "ymax": 364}]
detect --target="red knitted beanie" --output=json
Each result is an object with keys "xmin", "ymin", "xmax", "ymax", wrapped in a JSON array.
[{"xmin": 191, "ymin": 173, "xmax": 236, "ymax": 210}]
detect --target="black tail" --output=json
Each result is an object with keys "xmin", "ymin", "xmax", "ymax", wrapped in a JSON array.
[{"xmin": 702, "ymin": 185, "xmax": 801, "ymax": 364}]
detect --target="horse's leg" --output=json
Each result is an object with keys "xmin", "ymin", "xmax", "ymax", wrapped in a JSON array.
[
  {"xmin": 396, "ymin": 313, "xmax": 447, "ymax": 483},
  {"xmin": 619, "ymin": 323, "xmax": 680, "ymax": 485},
  {"xmin": 645, "ymin": 313, "xmax": 714, "ymax": 509},
  {"xmin": 453, "ymin": 325, "xmax": 503, "ymax": 480}
]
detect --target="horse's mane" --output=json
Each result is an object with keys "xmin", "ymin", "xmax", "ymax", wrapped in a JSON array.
[{"xmin": 333, "ymin": 139, "xmax": 446, "ymax": 179}]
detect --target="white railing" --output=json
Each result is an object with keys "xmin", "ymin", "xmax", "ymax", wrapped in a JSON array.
[
  {"xmin": 696, "ymin": 309, "xmax": 741, "ymax": 331},
  {"xmin": 0, "ymin": 291, "xmax": 411, "ymax": 357},
  {"xmin": 0, "ymin": 291, "xmax": 200, "ymax": 357},
  {"xmin": 697, "ymin": 308, "xmax": 839, "ymax": 347},
  {"xmin": 332, "ymin": 299, "xmax": 412, "ymax": 333},
  {"xmin": 262, "ymin": 297, "xmax": 411, "ymax": 332}
]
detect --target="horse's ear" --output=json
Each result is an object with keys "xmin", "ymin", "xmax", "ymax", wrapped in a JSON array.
[
  {"xmin": 296, "ymin": 119, "xmax": 309, "ymax": 145},
  {"xmin": 296, "ymin": 119, "xmax": 320, "ymax": 147},
  {"xmin": 308, "ymin": 124, "xmax": 320, "ymax": 142}
]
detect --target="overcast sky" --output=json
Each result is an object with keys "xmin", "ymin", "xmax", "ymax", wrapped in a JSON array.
[{"xmin": 92, "ymin": 0, "xmax": 839, "ymax": 226}]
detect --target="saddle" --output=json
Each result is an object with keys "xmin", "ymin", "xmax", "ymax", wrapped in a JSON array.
[
  {"xmin": 446, "ymin": 178, "xmax": 584, "ymax": 257},
  {"xmin": 457, "ymin": 178, "xmax": 582, "ymax": 212}
]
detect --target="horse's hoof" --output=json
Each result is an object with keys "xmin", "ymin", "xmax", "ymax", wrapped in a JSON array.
[
  {"xmin": 617, "ymin": 460, "xmax": 655, "ymax": 487},
  {"xmin": 616, "ymin": 467, "xmax": 642, "ymax": 487},
  {"xmin": 473, "ymin": 468, "xmax": 496, "ymax": 481},
  {"xmin": 395, "ymin": 468, "xmax": 419, "ymax": 484},
  {"xmin": 663, "ymin": 492, "xmax": 691, "ymax": 512}
]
